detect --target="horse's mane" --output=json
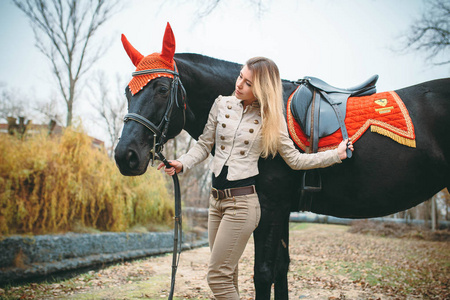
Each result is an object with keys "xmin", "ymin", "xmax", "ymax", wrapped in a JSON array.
[
  {"xmin": 174, "ymin": 53, "xmax": 242, "ymax": 76},
  {"xmin": 175, "ymin": 53, "xmax": 241, "ymax": 66}
]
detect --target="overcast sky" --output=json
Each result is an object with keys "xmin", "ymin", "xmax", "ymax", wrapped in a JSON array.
[{"xmin": 0, "ymin": 0, "xmax": 448, "ymax": 142}]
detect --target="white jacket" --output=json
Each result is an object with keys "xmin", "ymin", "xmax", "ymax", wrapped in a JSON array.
[{"xmin": 177, "ymin": 95, "xmax": 341, "ymax": 180}]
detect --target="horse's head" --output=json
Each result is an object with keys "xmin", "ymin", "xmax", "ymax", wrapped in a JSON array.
[{"xmin": 115, "ymin": 23, "xmax": 187, "ymax": 176}]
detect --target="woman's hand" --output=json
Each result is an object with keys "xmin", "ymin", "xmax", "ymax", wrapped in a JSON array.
[
  {"xmin": 337, "ymin": 139, "xmax": 354, "ymax": 160},
  {"xmin": 157, "ymin": 160, "xmax": 183, "ymax": 176}
]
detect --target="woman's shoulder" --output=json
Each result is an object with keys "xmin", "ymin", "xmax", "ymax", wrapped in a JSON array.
[
  {"xmin": 215, "ymin": 95, "xmax": 237, "ymax": 102},
  {"xmin": 214, "ymin": 95, "xmax": 238, "ymax": 107}
]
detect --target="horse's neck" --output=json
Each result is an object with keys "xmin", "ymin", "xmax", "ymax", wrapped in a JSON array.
[
  {"xmin": 282, "ymin": 80, "xmax": 299, "ymax": 105},
  {"xmin": 175, "ymin": 54, "xmax": 241, "ymax": 139},
  {"xmin": 174, "ymin": 54, "xmax": 299, "ymax": 138}
]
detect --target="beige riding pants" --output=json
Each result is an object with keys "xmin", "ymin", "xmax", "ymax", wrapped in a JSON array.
[{"xmin": 207, "ymin": 191, "xmax": 261, "ymax": 299}]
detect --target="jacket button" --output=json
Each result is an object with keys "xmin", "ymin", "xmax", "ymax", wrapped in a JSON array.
[
  {"xmin": 254, "ymin": 120, "xmax": 259, "ymax": 124},
  {"xmin": 249, "ymin": 128, "xmax": 254, "ymax": 133},
  {"xmin": 220, "ymin": 136, "xmax": 225, "ymax": 140},
  {"xmin": 244, "ymin": 140, "xmax": 249, "ymax": 145},
  {"xmin": 222, "ymin": 123, "xmax": 226, "ymax": 128},
  {"xmin": 227, "ymin": 105, "xmax": 232, "ymax": 109},
  {"xmin": 225, "ymin": 114, "xmax": 230, "ymax": 118},
  {"xmin": 221, "ymin": 145, "xmax": 225, "ymax": 150},
  {"xmin": 240, "ymin": 150, "xmax": 245, "ymax": 155}
]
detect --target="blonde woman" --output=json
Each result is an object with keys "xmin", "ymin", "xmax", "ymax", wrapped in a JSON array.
[{"xmin": 158, "ymin": 57, "xmax": 353, "ymax": 299}]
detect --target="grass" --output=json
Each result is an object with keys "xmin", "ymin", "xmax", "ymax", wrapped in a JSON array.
[
  {"xmin": 1, "ymin": 223, "xmax": 448, "ymax": 299},
  {"xmin": 289, "ymin": 222, "xmax": 312, "ymax": 231},
  {"xmin": 289, "ymin": 223, "xmax": 449, "ymax": 298}
]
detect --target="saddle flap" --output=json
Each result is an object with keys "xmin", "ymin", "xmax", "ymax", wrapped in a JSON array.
[
  {"xmin": 290, "ymin": 86, "xmax": 348, "ymax": 138},
  {"xmin": 305, "ymin": 95, "xmax": 345, "ymax": 137},
  {"xmin": 290, "ymin": 84, "xmax": 313, "ymax": 132}
]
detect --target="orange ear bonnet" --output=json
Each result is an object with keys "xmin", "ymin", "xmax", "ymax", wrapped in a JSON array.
[{"xmin": 122, "ymin": 23, "xmax": 176, "ymax": 95}]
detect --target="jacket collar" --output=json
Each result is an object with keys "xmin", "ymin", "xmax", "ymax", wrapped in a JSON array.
[{"xmin": 234, "ymin": 96, "xmax": 260, "ymax": 109}]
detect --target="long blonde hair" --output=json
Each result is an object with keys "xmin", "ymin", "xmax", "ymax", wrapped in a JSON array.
[{"xmin": 246, "ymin": 57, "xmax": 284, "ymax": 158}]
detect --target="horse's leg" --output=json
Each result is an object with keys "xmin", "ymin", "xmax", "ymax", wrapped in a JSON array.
[
  {"xmin": 253, "ymin": 209, "xmax": 277, "ymax": 299},
  {"xmin": 254, "ymin": 157, "xmax": 296, "ymax": 300},
  {"xmin": 253, "ymin": 208, "xmax": 289, "ymax": 300},
  {"xmin": 274, "ymin": 213, "xmax": 290, "ymax": 300}
]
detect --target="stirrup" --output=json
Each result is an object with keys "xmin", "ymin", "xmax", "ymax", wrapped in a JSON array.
[{"xmin": 302, "ymin": 169, "xmax": 322, "ymax": 192}]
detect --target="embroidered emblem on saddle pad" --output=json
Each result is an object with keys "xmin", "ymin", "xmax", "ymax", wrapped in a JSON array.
[{"xmin": 287, "ymin": 91, "xmax": 416, "ymax": 151}]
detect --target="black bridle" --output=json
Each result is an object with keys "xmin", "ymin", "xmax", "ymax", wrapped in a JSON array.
[
  {"xmin": 123, "ymin": 64, "xmax": 185, "ymax": 300},
  {"xmin": 124, "ymin": 64, "xmax": 187, "ymax": 166}
]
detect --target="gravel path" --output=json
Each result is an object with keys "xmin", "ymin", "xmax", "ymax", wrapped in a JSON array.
[{"xmin": 3, "ymin": 223, "xmax": 449, "ymax": 299}]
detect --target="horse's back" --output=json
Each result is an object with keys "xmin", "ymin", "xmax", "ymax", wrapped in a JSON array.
[
  {"xmin": 278, "ymin": 78, "xmax": 450, "ymax": 218},
  {"xmin": 397, "ymin": 78, "xmax": 450, "ymax": 95},
  {"xmin": 341, "ymin": 77, "xmax": 450, "ymax": 217},
  {"xmin": 396, "ymin": 78, "xmax": 450, "ymax": 164}
]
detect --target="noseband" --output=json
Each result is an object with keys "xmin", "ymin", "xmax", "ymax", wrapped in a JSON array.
[{"xmin": 123, "ymin": 63, "xmax": 186, "ymax": 166}]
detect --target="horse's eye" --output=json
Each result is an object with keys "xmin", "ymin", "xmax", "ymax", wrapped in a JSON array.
[{"xmin": 159, "ymin": 86, "xmax": 169, "ymax": 94}]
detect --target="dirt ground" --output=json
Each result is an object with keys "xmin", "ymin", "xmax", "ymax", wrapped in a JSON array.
[{"xmin": 2, "ymin": 222, "xmax": 449, "ymax": 300}]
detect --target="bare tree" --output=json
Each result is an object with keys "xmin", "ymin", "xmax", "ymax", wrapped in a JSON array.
[
  {"xmin": 0, "ymin": 88, "xmax": 24, "ymax": 122},
  {"xmin": 400, "ymin": 0, "xmax": 450, "ymax": 65},
  {"xmin": 437, "ymin": 188, "xmax": 450, "ymax": 221},
  {"xmin": 88, "ymin": 71, "xmax": 127, "ymax": 158},
  {"xmin": 13, "ymin": 0, "xmax": 122, "ymax": 127},
  {"xmin": 167, "ymin": 0, "xmax": 269, "ymax": 19},
  {"xmin": 163, "ymin": 132, "xmax": 212, "ymax": 208},
  {"xmin": 0, "ymin": 87, "xmax": 37, "ymax": 123},
  {"xmin": 33, "ymin": 94, "xmax": 65, "ymax": 126}
]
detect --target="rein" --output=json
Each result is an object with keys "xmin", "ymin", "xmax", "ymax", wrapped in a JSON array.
[
  {"xmin": 158, "ymin": 152, "xmax": 182, "ymax": 300},
  {"xmin": 123, "ymin": 64, "xmax": 185, "ymax": 300}
]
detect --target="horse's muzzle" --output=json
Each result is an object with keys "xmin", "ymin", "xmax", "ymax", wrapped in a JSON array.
[{"xmin": 114, "ymin": 142, "xmax": 149, "ymax": 176}]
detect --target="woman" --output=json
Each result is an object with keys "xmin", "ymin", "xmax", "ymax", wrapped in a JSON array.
[{"xmin": 158, "ymin": 57, "xmax": 353, "ymax": 299}]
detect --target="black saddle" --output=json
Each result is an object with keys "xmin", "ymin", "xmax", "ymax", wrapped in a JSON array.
[
  {"xmin": 291, "ymin": 75, "xmax": 378, "ymax": 154},
  {"xmin": 306, "ymin": 75, "xmax": 379, "ymax": 95},
  {"xmin": 290, "ymin": 75, "xmax": 378, "ymax": 212}
]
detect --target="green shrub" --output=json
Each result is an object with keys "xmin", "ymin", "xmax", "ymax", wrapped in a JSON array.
[{"xmin": 0, "ymin": 128, "xmax": 173, "ymax": 235}]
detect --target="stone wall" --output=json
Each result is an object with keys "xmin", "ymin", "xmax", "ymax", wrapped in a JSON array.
[{"xmin": 0, "ymin": 230, "xmax": 207, "ymax": 284}]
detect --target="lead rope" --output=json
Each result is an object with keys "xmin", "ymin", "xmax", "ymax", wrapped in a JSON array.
[{"xmin": 156, "ymin": 152, "xmax": 182, "ymax": 300}]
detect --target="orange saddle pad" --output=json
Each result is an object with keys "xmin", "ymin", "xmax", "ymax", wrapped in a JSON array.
[{"xmin": 287, "ymin": 90, "xmax": 416, "ymax": 151}]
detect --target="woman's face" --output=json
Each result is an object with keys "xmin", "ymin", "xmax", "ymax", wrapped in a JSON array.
[{"xmin": 235, "ymin": 65, "xmax": 257, "ymax": 103}]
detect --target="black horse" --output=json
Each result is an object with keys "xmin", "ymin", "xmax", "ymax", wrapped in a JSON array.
[{"xmin": 115, "ymin": 27, "xmax": 450, "ymax": 300}]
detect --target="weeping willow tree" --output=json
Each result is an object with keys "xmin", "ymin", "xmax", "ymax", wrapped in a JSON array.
[{"xmin": 0, "ymin": 128, "xmax": 173, "ymax": 235}]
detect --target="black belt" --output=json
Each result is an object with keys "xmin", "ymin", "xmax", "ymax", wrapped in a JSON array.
[{"xmin": 211, "ymin": 185, "xmax": 256, "ymax": 200}]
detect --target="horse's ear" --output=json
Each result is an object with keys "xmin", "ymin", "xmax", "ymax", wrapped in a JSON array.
[
  {"xmin": 161, "ymin": 22, "xmax": 175, "ymax": 63},
  {"xmin": 121, "ymin": 34, "xmax": 144, "ymax": 67}
]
